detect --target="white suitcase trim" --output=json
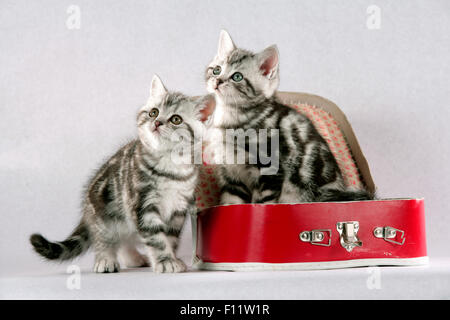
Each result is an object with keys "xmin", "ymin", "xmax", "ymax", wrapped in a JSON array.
[{"xmin": 192, "ymin": 256, "xmax": 429, "ymax": 271}]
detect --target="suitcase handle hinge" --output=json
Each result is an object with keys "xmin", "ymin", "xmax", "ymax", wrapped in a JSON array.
[
  {"xmin": 373, "ymin": 226, "xmax": 405, "ymax": 245},
  {"xmin": 299, "ymin": 229, "xmax": 331, "ymax": 246}
]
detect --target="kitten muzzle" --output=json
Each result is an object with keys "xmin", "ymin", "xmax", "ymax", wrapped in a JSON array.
[
  {"xmin": 153, "ymin": 121, "xmax": 162, "ymax": 133},
  {"xmin": 213, "ymin": 79, "xmax": 224, "ymax": 90}
]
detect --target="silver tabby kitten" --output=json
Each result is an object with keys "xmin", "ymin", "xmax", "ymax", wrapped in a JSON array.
[
  {"xmin": 205, "ymin": 30, "xmax": 372, "ymax": 204},
  {"xmin": 30, "ymin": 75, "xmax": 216, "ymax": 273}
]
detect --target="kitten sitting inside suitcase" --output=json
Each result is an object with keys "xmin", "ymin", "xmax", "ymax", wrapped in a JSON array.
[{"xmin": 202, "ymin": 30, "xmax": 373, "ymax": 205}]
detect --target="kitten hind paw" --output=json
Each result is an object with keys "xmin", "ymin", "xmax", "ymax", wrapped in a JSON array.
[{"xmin": 94, "ymin": 258, "xmax": 120, "ymax": 273}]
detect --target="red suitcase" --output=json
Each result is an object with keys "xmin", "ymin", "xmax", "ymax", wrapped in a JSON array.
[{"xmin": 192, "ymin": 92, "xmax": 428, "ymax": 271}]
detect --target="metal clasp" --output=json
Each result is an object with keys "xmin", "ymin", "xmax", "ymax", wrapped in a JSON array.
[
  {"xmin": 373, "ymin": 226, "xmax": 405, "ymax": 245},
  {"xmin": 337, "ymin": 221, "xmax": 363, "ymax": 252},
  {"xmin": 299, "ymin": 229, "xmax": 331, "ymax": 247}
]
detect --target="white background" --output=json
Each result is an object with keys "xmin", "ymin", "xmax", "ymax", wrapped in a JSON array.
[{"xmin": 0, "ymin": 0, "xmax": 449, "ymax": 298}]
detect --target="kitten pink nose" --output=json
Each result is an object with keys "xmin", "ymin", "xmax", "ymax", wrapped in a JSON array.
[
  {"xmin": 213, "ymin": 79, "xmax": 223, "ymax": 89},
  {"xmin": 154, "ymin": 120, "xmax": 162, "ymax": 127}
]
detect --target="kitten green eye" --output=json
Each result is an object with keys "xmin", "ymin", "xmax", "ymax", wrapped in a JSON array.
[
  {"xmin": 231, "ymin": 72, "xmax": 243, "ymax": 82},
  {"xmin": 149, "ymin": 108, "xmax": 159, "ymax": 118},
  {"xmin": 169, "ymin": 115, "xmax": 183, "ymax": 125},
  {"xmin": 212, "ymin": 66, "xmax": 222, "ymax": 76}
]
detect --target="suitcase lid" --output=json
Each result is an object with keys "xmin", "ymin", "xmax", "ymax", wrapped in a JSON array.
[{"xmin": 276, "ymin": 91, "xmax": 375, "ymax": 194}]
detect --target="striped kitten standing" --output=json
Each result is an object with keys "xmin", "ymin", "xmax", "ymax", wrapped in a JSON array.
[
  {"xmin": 205, "ymin": 30, "xmax": 373, "ymax": 204},
  {"xmin": 30, "ymin": 75, "xmax": 216, "ymax": 273}
]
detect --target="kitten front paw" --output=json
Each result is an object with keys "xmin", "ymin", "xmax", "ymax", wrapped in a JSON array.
[
  {"xmin": 94, "ymin": 258, "xmax": 120, "ymax": 273},
  {"xmin": 153, "ymin": 257, "xmax": 187, "ymax": 273}
]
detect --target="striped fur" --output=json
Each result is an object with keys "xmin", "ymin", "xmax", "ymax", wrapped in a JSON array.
[
  {"xmin": 205, "ymin": 31, "xmax": 373, "ymax": 204},
  {"xmin": 30, "ymin": 76, "xmax": 214, "ymax": 273}
]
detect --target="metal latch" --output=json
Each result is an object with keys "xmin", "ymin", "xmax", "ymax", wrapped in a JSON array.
[
  {"xmin": 337, "ymin": 221, "xmax": 363, "ymax": 252},
  {"xmin": 373, "ymin": 226, "xmax": 405, "ymax": 245},
  {"xmin": 299, "ymin": 229, "xmax": 331, "ymax": 246}
]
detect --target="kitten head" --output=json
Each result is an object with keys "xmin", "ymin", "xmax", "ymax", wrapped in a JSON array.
[
  {"xmin": 138, "ymin": 75, "xmax": 216, "ymax": 154},
  {"xmin": 205, "ymin": 30, "xmax": 280, "ymax": 105}
]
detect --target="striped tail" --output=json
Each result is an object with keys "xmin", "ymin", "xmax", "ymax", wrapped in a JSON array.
[
  {"xmin": 318, "ymin": 188, "xmax": 374, "ymax": 202},
  {"xmin": 30, "ymin": 221, "xmax": 90, "ymax": 261}
]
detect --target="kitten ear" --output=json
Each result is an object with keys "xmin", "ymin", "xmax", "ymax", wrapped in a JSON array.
[
  {"xmin": 149, "ymin": 74, "xmax": 167, "ymax": 100},
  {"xmin": 217, "ymin": 30, "xmax": 236, "ymax": 59},
  {"xmin": 257, "ymin": 45, "xmax": 279, "ymax": 80},
  {"xmin": 196, "ymin": 94, "xmax": 216, "ymax": 123}
]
